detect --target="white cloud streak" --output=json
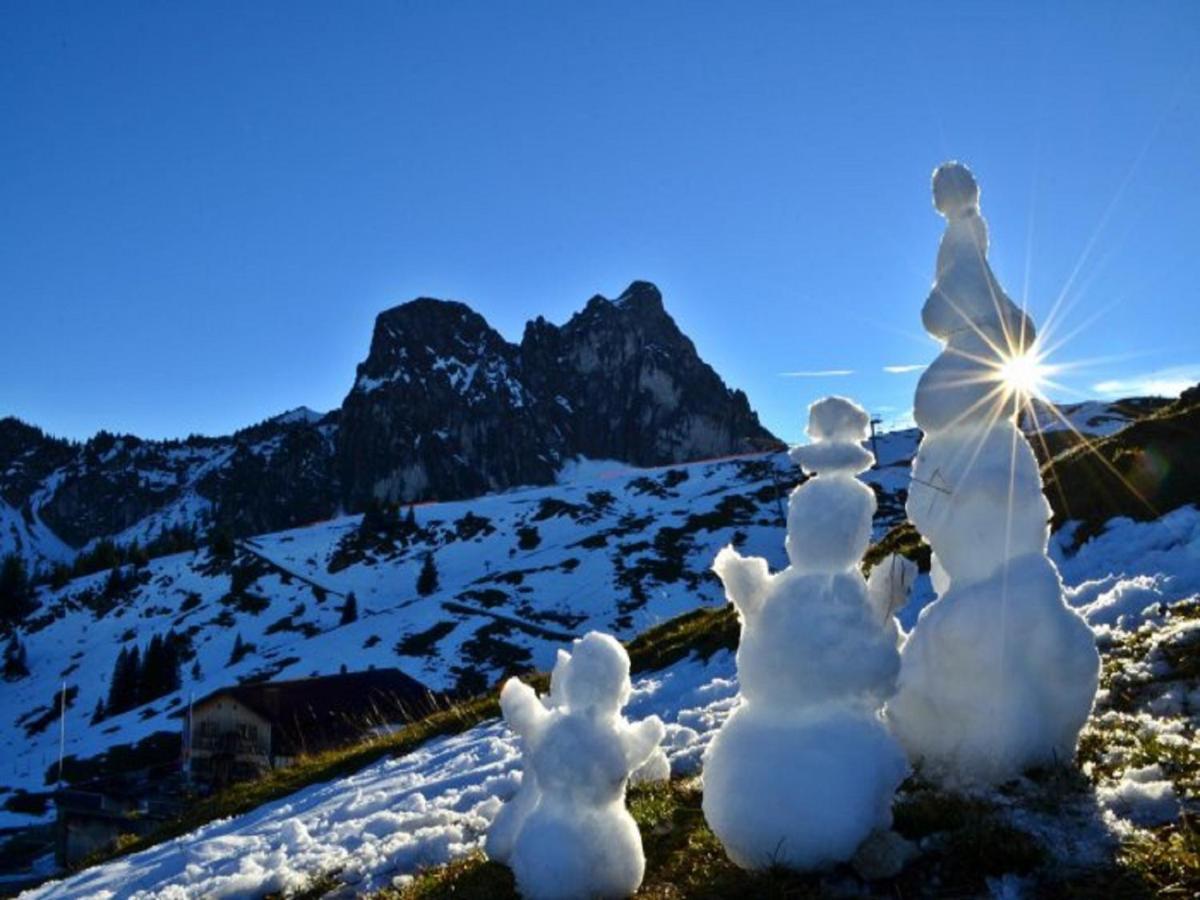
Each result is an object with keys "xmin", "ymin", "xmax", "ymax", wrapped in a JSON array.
[
  {"xmin": 882, "ymin": 364, "xmax": 927, "ymax": 374},
  {"xmin": 778, "ymin": 369, "xmax": 854, "ymax": 377},
  {"xmin": 1092, "ymin": 364, "xmax": 1200, "ymax": 397}
]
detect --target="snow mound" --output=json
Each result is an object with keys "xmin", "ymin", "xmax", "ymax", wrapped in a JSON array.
[{"xmin": 1097, "ymin": 763, "xmax": 1181, "ymax": 828}]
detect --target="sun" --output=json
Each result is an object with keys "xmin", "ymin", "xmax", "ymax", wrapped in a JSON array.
[{"xmin": 996, "ymin": 347, "xmax": 1052, "ymax": 401}]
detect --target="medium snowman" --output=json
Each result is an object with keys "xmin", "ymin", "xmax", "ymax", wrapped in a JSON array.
[
  {"xmin": 496, "ymin": 632, "xmax": 665, "ymax": 900},
  {"xmin": 702, "ymin": 397, "xmax": 908, "ymax": 871}
]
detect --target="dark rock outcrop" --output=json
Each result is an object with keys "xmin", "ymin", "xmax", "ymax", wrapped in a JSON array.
[
  {"xmin": 336, "ymin": 282, "xmax": 774, "ymax": 507},
  {"xmin": 337, "ymin": 300, "xmax": 561, "ymax": 510},
  {"xmin": 520, "ymin": 282, "xmax": 771, "ymax": 468},
  {"xmin": 1042, "ymin": 383, "xmax": 1200, "ymax": 537}
]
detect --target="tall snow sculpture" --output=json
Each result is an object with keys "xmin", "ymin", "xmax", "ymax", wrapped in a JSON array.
[
  {"xmin": 886, "ymin": 162, "xmax": 1100, "ymax": 784},
  {"xmin": 702, "ymin": 397, "xmax": 908, "ymax": 871},
  {"xmin": 494, "ymin": 632, "xmax": 665, "ymax": 900}
]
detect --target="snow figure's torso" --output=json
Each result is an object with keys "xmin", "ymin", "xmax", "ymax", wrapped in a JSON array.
[
  {"xmin": 888, "ymin": 162, "xmax": 1099, "ymax": 786},
  {"xmin": 737, "ymin": 568, "xmax": 899, "ymax": 711},
  {"xmin": 906, "ymin": 420, "xmax": 1051, "ymax": 584},
  {"xmin": 913, "ymin": 201, "xmax": 1035, "ymax": 434},
  {"xmin": 528, "ymin": 711, "xmax": 630, "ymax": 809},
  {"xmin": 702, "ymin": 397, "xmax": 908, "ymax": 871}
]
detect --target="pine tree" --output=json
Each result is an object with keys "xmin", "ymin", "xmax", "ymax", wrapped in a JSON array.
[
  {"xmin": 91, "ymin": 698, "xmax": 105, "ymax": 724},
  {"xmin": 208, "ymin": 525, "xmax": 236, "ymax": 560},
  {"xmin": 49, "ymin": 563, "xmax": 71, "ymax": 591},
  {"xmin": 0, "ymin": 553, "xmax": 35, "ymax": 624},
  {"xmin": 229, "ymin": 633, "xmax": 253, "ymax": 664},
  {"xmin": 107, "ymin": 645, "xmax": 143, "ymax": 715},
  {"xmin": 417, "ymin": 552, "xmax": 439, "ymax": 596},
  {"xmin": 191, "ymin": 659, "xmax": 203, "ymax": 681},
  {"xmin": 360, "ymin": 498, "xmax": 390, "ymax": 536},
  {"xmin": 340, "ymin": 591, "xmax": 359, "ymax": 625},
  {"xmin": 2, "ymin": 633, "xmax": 29, "ymax": 680},
  {"xmin": 103, "ymin": 564, "xmax": 128, "ymax": 599},
  {"xmin": 139, "ymin": 634, "xmax": 165, "ymax": 704},
  {"xmin": 106, "ymin": 647, "xmax": 128, "ymax": 713},
  {"xmin": 164, "ymin": 630, "xmax": 182, "ymax": 693}
]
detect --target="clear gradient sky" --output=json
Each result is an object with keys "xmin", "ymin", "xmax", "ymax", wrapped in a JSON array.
[{"xmin": 2, "ymin": 1, "xmax": 1197, "ymax": 444}]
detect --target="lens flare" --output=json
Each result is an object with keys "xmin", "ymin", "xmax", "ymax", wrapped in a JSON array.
[{"xmin": 997, "ymin": 349, "xmax": 1051, "ymax": 400}]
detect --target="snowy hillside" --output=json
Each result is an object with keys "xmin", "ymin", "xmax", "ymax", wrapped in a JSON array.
[
  {"xmin": 0, "ymin": 432, "xmax": 917, "ymax": 830},
  {"xmin": 25, "ymin": 506, "xmax": 1200, "ymax": 898}
]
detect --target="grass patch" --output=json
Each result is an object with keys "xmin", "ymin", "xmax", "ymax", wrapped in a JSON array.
[
  {"xmin": 1118, "ymin": 816, "xmax": 1200, "ymax": 896},
  {"xmin": 382, "ymin": 781, "xmax": 827, "ymax": 900},
  {"xmin": 891, "ymin": 783, "xmax": 994, "ymax": 839},
  {"xmin": 625, "ymin": 606, "xmax": 738, "ymax": 674},
  {"xmin": 862, "ymin": 521, "xmax": 930, "ymax": 574}
]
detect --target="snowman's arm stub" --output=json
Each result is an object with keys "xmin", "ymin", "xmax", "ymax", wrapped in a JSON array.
[
  {"xmin": 712, "ymin": 546, "xmax": 772, "ymax": 620},
  {"xmin": 623, "ymin": 715, "xmax": 666, "ymax": 772},
  {"xmin": 499, "ymin": 677, "xmax": 549, "ymax": 740}
]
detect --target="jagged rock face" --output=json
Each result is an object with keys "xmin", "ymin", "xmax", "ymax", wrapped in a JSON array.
[
  {"xmin": 520, "ymin": 282, "xmax": 773, "ymax": 466},
  {"xmin": 337, "ymin": 283, "xmax": 774, "ymax": 508},
  {"xmin": 337, "ymin": 300, "xmax": 564, "ymax": 508},
  {"xmin": 196, "ymin": 424, "xmax": 339, "ymax": 537},
  {"xmin": 0, "ymin": 418, "xmax": 74, "ymax": 508}
]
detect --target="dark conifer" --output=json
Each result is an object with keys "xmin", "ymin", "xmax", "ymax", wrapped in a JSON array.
[
  {"xmin": 417, "ymin": 552, "xmax": 439, "ymax": 596},
  {"xmin": 340, "ymin": 591, "xmax": 359, "ymax": 625}
]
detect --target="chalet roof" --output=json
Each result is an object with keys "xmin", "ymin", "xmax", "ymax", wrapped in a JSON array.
[{"xmin": 194, "ymin": 668, "xmax": 441, "ymax": 756}]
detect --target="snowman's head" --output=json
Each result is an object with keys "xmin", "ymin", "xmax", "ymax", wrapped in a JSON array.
[
  {"xmin": 560, "ymin": 631, "xmax": 631, "ymax": 715},
  {"xmin": 789, "ymin": 396, "xmax": 874, "ymax": 476},
  {"xmin": 932, "ymin": 161, "xmax": 979, "ymax": 220},
  {"xmin": 785, "ymin": 397, "xmax": 877, "ymax": 571}
]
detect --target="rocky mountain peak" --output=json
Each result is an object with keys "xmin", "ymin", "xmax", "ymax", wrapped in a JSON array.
[
  {"xmin": 338, "ymin": 282, "xmax": 773, "ymax": 508},
  {"xmin": 3, "ymin": 282, "xmax": 777, "ymax": 566},
  {"xmin": 614, "ymin": 279, "xmax": 665, "ymax": 310}
]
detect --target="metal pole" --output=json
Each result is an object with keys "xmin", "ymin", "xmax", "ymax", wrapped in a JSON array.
[
  {"xmin": 185, "ymin": 691, "xmax": 194, "ymax": 784},
  {"xmin": 57, "ymin": 681, "xmax": 66, "ymax": 789}
]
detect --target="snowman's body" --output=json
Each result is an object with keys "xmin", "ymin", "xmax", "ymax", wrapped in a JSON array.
[
  {"xmin": 887, "ymin": 163, "xmax": 1099, "ymax": 785},
  {"xmin": 493, "ymin": 632, "xmax": 664, "ymax": 900},
  {"xmin": 702, "ymin": 398, "xmax": 907, "ymax": 871}
]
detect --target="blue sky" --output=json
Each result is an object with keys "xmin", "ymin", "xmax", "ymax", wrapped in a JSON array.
[{"xmin": 2, "ymin": 1, "xmax": 1197, "ymax": 444}]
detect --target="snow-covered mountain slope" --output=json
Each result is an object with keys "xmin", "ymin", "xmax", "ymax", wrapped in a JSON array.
[
  {"xmin": 0, "ymin": 440, "xmax": 837, "ymax": 828},
  {"xmin": 1022, "ymin": 396, "xmax": 1171, "ymax": 438},
  {"xmin": 0, "ymin": 375, "xmax": 1163, "ymax": 576},
  {"xmin": 25, "ymin": 506, "xmax": 1200, "ymax": 899},
  {"xmin": 0, "ymin": 428, "xmax": 930, "ymax": 830}
]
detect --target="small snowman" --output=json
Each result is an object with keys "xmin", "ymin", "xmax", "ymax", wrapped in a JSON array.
[
  {"xmin": 487, "ymin": 643, "xmax": 669, "ymax": 865},
  {"xmin": 702, "ymin": 397, "xmax": 908, "ymax": 871},
  {"xmin": 494, "ymin": 632, "xmax": 665, "ymax": 900}
]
